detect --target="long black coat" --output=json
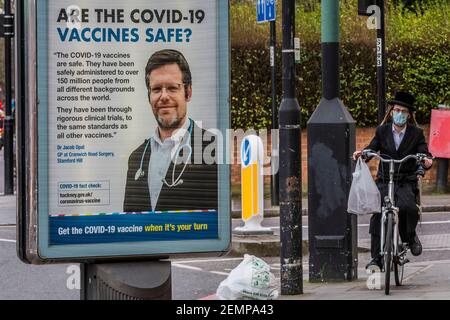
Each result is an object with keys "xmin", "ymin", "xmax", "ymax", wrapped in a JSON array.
[
  {"xmin": 365, "ymin": 123, "xmax": 432, "ymax": 239},
  {"xmin": 123, "ymin": 123, "xmax": 218, "ymax": 212},
  {"xmin": 365, "ymin": 123, "xmax": 431, "ymax": 182}
]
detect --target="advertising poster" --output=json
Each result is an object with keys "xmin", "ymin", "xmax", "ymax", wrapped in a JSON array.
[{"xmin": 35, "ymin": 0, "xmax": 230, "ymax": 259}]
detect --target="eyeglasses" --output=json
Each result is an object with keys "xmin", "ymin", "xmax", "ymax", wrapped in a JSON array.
[
  {"xmin": 149, "ymin": 83, "xmax": 184, "ymax": 97},
  {"xmin": 392, "ymin": 108, "xmax": 409, "ymax": 114}
]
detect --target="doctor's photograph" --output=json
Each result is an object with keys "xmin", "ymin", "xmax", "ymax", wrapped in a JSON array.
[{"xmin": 123, "ymin": 49, "xmax": 218, "ymax": 213}]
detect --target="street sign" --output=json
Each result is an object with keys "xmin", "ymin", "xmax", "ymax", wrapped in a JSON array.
[
  {"xmin": 16, "ymin": 0, "xmax": 231, "ymax": 264},
  {"xmin": 257, "ymin": 0, "xmax": 276, "ymax": 23},
  {"xmin": 265, "ymin": 0, "xmax": 276, "ymax": 21},
  {"xmin": 257, "ymin": 0, "xmax": 265, "ymax": 23}
]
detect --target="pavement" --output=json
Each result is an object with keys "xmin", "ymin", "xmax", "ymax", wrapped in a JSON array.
[
  {"xmin": 278, "ymin": 259, "xmax": 450, "ymax": 300},
  {"xmin": 2, "ymin": 192, "xmax": 450, "ymax": 300},
  {"xmin": 231, "ymin": 194, "xmax": 450, "ymax": 218}
]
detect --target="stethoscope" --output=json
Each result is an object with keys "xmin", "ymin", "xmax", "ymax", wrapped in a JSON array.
[{"xmin": 135, "ymin": 118, "xmax": 193, "ymax": 188}]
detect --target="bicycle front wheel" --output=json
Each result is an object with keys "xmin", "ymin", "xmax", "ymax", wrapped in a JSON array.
[
  {"xmin": 394, "ymin": 234, "xmax": 406, "ymax": 286},
  {"xmin": 394, "ymin": 257, "xmax": 405, "ymax": 286},
  {"xmin": 384, "ymin": 213, "xmax": 394, "ymax": 295}
]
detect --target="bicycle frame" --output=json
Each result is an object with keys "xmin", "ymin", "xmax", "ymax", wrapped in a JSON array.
[{"xmin": 380, "ymin": 160, "xmax": 401, "ymax": 260}]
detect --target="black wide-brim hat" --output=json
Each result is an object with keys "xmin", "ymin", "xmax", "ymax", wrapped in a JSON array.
[{"xmin": 387, "ymin": 91, "xmax": 415, "ymax": 111}]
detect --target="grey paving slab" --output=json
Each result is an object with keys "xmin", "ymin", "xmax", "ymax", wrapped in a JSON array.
[{"xmin": 0, "ymin": 195, "xmax": 16, "ymax": 226}]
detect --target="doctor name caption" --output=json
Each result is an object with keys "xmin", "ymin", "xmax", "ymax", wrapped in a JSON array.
[{"xmin": 56, "ymin": 144, "xmax": 114, "ymax": 164}]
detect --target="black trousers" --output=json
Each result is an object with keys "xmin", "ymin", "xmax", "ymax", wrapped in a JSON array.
[{"xmin": 369, "ymin": 181, "xmax": 420, "ymax": 258}]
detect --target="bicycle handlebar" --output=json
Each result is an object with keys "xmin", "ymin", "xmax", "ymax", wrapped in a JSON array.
[{"xmin": 361, "ymin": 150, "xmax": 431, "ymax": 164}]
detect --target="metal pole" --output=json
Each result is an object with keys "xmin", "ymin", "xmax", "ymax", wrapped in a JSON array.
[
  {"xmin": 279, "ymin": 0, "xmax": 302, "ymax": 295},
  {"xmin": 270, "ymin": 20, "xmax": 279, "ymax": 206},
  {"xmin": 3, "ymin": 0, "xmax": 14, "ymax": 195},
  {"xmin": 376, "ymin": 0, "xmax": 386, "ymax": 124}
]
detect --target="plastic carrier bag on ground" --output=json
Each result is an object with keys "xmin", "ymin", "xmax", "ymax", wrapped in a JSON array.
[
  {"xmin": 347, "ymin": 157, "xmax": 381, "ymax": 215},
  {"xmin": 216, "ymin": 254, "xmax": 278, "ymax": 300}
]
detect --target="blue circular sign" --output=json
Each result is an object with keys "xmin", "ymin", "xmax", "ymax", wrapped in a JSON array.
[{"xmin": 242, "ymin": 138, "xmax": 251, "ymax": 167}]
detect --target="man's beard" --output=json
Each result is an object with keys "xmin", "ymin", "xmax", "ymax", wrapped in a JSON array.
[{"xmin": 155, "ymin": 113, "xmax": 184, "ymax": 129}]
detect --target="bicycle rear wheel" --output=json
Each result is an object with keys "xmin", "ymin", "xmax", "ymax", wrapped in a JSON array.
[{"xmin": 384, "ymin": 213, "xmax": 394, "ymax": 295}]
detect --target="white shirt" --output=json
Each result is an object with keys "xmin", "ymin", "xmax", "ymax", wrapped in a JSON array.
[
  {"xmin": 148, "ymin": 119, "xmax": 191, "ymax": 211},
  {"xmin": 392, "ymin": 124, "xmax": 406, "ymax": 150}
]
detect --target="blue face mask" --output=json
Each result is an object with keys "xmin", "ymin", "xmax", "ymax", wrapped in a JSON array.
[{"xmin": 393, "ymin": 111, "xmax": 408, "ymax": 126}]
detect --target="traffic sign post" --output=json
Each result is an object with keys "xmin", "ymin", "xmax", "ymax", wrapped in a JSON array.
[
  {"xmin": 257, "ymin": 0, "xmax": 279, "ymax": 205},
  {"xmin": 357, "ymin": 0, "xmax": 386, "ymax": 124},
  {"xmin": 270, "ymin": 19, "xmax": 279, "ymax": 206}
]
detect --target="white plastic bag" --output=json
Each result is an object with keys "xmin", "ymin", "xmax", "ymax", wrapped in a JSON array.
[
  {"xmin": 347, "ymin": 157, "xmax": 381, "ymax": 215},
  {"xmin": 216, "ymin": 254, "xmax": 278, "ymax": 300}
]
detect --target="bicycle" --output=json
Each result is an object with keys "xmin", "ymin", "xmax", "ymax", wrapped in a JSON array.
[{"xmin": 361, "ymin": 150, "xmax": 429, "ymax": 295}]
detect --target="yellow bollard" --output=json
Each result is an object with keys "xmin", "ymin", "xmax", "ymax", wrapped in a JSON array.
[{"xmin": 234, "ymin": 135, "xmax": 273, "ymax": 235}]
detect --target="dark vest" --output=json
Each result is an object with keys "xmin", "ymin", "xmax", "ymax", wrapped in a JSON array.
[{"xmin": 123, "ymin": 123, "xmax": 218, "ymax": 212}]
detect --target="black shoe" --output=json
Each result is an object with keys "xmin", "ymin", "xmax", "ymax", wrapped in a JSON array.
[
  {"xmin": 366, "ymin": 256, "xmax": 383, "ymax": 272},
  {"xmin": 410, "ymin": 235, "xmax": 422, "ymax": 256}
]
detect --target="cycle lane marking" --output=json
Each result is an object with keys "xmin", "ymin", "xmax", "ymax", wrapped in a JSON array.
[
  {"xmin": 209, "ymin": 271, "xmax": 230, "ymax": 276},
  {"xmin": 172, "ymin": 264, "xmax": 232, "ymax": 276},
  {"xmin": 172, "ymin": 257, "xmax": 244, "ymax": 264},
  {"xmin": 172, "ymin": 263, "xmax": 203, "ymax": 271},
  {"xmin": 0, "ymin": 238, "xmax": 15, "ymax": 243}
]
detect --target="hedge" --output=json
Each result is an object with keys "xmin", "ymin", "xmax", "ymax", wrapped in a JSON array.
[
  {"xmin": 230, "ymin": 1, "xmax": 450, "ymax": 129},
  {"xmin": 231, "ymin": 41, "xmax": 449, "ymax": 130}
]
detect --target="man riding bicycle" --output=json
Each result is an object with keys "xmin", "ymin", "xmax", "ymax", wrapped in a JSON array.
[{"xmin": 353, "ymin": 91, "xmax": 433, "ymax": 271}]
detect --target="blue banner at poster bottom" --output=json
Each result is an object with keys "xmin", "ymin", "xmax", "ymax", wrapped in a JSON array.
[{"xmin": 49, "ymin": 211, "xmax": 218, "ymax": 245}]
